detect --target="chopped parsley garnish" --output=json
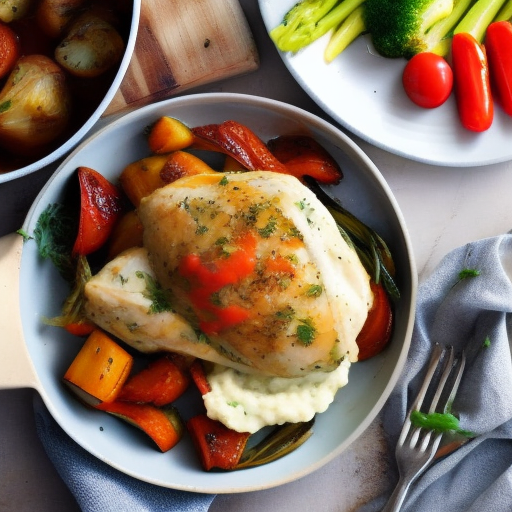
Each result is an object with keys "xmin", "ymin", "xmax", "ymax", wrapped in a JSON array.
[
  {"xmin": 258, "ymin": 216, "xmax": 278, "ymax": 238},
  {"xmin": 305, "ymin": 284, "xmax": 322, "ymax": 297},
  {"xmin": 219, "ymin": 176, "xmax": 229, "ymax": 186},
  {"xmin": 482, "ymin": 336, "xmax": 491, "ymax": 348},
  {"xmin": 215, "ymin": 237, "xmax": 229, "ymax": 246},
  {"xmin": 296, "ymin": 318, "xmax": 316, "ymax": 346},
  {"xmin": 0, "ymin": 100, "xmax": 11, "ymax": 113},
  {"xmin": 288, "ymin": 226, "xmax": 303, "ymax": 240},
  {"xmin": 195, "ymin": 224, "xmax": 208, "ymax": 235},
  {"xmin": 458, "ymin": 268, "xmax": 481, "ymax": 280},
  {"xmin": 286, "ymin": 254, "xmax": 299, "ymax": 265},
  {"xmin": 275, "ymin": 306, "xmax": 295, "ymax": 321},
  {"xmin": 135, "ymin": 270, "xmax": 173, "ymax": 314},
  {"xmin": 210, "ymin": 292, "xmax": 222, "ymax": 306}
]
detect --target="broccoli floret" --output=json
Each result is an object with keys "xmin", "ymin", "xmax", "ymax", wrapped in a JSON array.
[{"xmin": 364, "ymin": 0, "xmax": 454, "ymax": 58}]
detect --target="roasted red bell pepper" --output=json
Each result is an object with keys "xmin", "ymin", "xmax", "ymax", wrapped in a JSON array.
[
  {"xmin": 485, "ymin": 21, "xmax": 512, "ymax": 117},
  {"xmin": 64, "ymin": 320, "xmax": 96, "ymax": 337},
  {"xmin": 187, "ymin": 414, "xmax": 250, "ymax": 470},
  {"xmin": 72, "ymin": 167, "xmax": 124, "ymax": 256},
  {"xmin": 191, "ymin": 121, "xmax": 342, "ymax": 184},
  {"xmin": 267, "ymin": 135, "xmax": 343, "ymax": 185},
  {"xmin": 189, "ymin": 359, "xmax": 212, "ymax": 396},
  {"xmin": 356, "ymin": 281, "xmax": 393, "ymax": 361},
  {"xmin": 451, "ymin": 32, "xmax": 494, "ymax": 132},
  {"xmin": 192, "ymin": 121, "xmax": 289, "ymax": 174}
]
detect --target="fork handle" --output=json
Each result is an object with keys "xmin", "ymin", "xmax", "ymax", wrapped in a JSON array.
[{"xmin": 381, "ymin": 474, "xmax": 415, "ymax": 512}]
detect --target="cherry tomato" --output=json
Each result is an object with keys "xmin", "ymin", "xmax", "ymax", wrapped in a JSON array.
[{"xmin": 402, "ymin": 52, "xmax": 453, "ymax": 108}]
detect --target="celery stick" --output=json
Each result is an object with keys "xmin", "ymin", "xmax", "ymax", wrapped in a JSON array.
[
  {"xmin": 454, "ymin": 0, "xmax": 508, "ymax": 41},
  {"xmin": 274, "ymin": 0, "xmax": 365, "ymax": 53},
  {"xmin": 270, "ymin": 0, "xmax": 340, "ymax": 52},
  {"xmin": 423, "ymin": 0, "xmax": 474, "ymax": 54},
  {"xmin": 324, "ymin": 5, "xmax": 366, "ymax": 62},
  {"xmin": 494, "ymin": 0, "xmax": 512, "ymax": 20}
]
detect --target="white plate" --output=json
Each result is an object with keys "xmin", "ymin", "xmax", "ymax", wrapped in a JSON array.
[
  {"xmin": 259, "ymin": 0, "xmax": 512, "ymax": 167},
  {"xmin": 12, "ymin": 93, "xmax": 416, "ymax": 493}
]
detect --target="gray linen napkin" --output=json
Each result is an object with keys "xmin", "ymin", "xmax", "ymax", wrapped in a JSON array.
[
  {"xmin": 33, "ymin": 394, "xmax": 216, "ymax": 512},
  {"xmin": 361, "ymin": 233, "xmax": 512, "ymax": 512}
]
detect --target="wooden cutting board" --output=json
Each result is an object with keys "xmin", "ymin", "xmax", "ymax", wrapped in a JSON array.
[{"xmin": 103, "ymin": 0, "xmax": 259, "ymax": 116}]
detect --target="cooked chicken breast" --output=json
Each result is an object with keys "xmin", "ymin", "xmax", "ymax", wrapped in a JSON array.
[
  {"xmin": 134, "ymin": 171, "xmax": 372, "ymax": 377},
  {"xmin": 84, "ymin": 246, "xmax": 254, "ymax": 373}
]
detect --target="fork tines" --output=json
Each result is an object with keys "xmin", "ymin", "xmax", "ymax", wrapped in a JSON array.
[{"xmin": 400, "ymin": 344, "xmax": 466, "ymax": 442}]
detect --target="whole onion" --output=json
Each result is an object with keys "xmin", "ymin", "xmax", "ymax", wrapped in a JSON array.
[{"xmin": 0, "ymin": 54, "xmax": 71, "ymax": 154}]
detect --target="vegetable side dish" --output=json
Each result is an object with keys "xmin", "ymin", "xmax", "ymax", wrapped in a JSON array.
[
  {"xmin": 0, "ymin": 0, "xmax": 132, "ymax": 174},
  {"xmin": 28, "ymin": 117, "xmax": 399, "ymax": 471},
  {"xmin": 270, "ymin": 0, "xmax": 512, "ymax": 132}
]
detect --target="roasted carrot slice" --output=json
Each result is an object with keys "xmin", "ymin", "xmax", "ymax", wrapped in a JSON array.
[
  {"xmin": 107, "ymin": 209, "xmax": 144, "ymax": 260},
  {"xmin": 120, "ymin": 152, "xmax": 217, "ymax": 207},
  {"xmin": 159, "ymin": 150, "xmax": 217, "ymax": 184},
  {"xmin": 187, "ymin": 414, "xmax": 250, "ymax": 470},
  {"xmin": 267, "ymin": 135, "xmax": 343, "ymax": 185},
  {"xmin": 189, "ymin": 359, "xmax": 212, "ymax": 396},
  {"xmin": 191, "ymin": 120, "xmax": 289, "ymax": 174},
  {"xmin": 147, "ymin": 116, "xmax": 195, "ymax": 154},
  {"xmin": 119, "ymin": 155, "xmax": 169, "ymax": 207},
  {"xmin": 96, "ymin": 401, "xmax": 183, "ymax": 452},
  {"xmin": 118, "ymin": 355, "xmax": 190, "ymax": 406},
  {"xmin": 63, "ymin": 329, "xmax": 133, "ymax": 405}
]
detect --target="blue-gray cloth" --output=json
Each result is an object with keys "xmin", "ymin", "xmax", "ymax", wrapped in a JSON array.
[
  {"xmin": 361, "ymin": 233, "xmax": 512, "ymax": 512},
  {"xmin": 34, "ymin": 234, "xmax": 512, "ymax": 511},
  {"xmin": 34, "ymin": 394, "xmax": 215, "ymax": 512}
]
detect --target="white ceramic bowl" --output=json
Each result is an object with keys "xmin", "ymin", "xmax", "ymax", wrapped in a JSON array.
[
  {"xmin": 0, "ymin": 0, "xmax": 141, "ymax": 184},
  {"xmin": 0, "ymin": 93, "xmax": 417, "ymax": 492}
]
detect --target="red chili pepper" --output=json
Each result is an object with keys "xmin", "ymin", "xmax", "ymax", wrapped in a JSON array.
[
  {"xmin": 72, "ymin": 167, "xmax": 124, "ymax": 256},
  {"xmin": 485, "ymin": 21, "xmax": 512, "ymax": 117},
  {"xmin": 451, "ymin": 32, "xmax": 493, "ymax": 132}
]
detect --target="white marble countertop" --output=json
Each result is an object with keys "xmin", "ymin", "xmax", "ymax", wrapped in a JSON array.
[{"xmin": 2, "ymin": 1, "xmax": 512, "ymax": 511}]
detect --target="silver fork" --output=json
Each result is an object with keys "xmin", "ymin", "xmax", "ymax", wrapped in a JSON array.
[{"xmin": 381, "ymin": 344, "xmax": 466, "ymax": 512}]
